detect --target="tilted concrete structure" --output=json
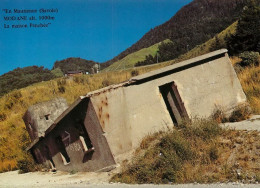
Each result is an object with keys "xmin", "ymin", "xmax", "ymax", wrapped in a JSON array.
[
  {"xmin": 23, "ymin": 98, "xmax": 68, "ymax": 140},
  {"xmin": 23, "ymin": 49, "xmax": 247, "ymax": 172}
]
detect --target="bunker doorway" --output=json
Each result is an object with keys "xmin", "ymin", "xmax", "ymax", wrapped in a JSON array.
[{"xmin": 159, "ymin": 82, "xmax": 189, "ymax": 125}]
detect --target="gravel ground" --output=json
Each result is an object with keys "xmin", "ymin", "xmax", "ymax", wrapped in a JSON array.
[
  {"xmin": 0, "ymin": 170, "xmax": 111, "ymax": 188},
  {"xmin": 0, "ymin": 169, "xmax": 258, "ymax": 188}
]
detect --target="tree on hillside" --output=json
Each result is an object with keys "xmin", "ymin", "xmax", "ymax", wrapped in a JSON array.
[
  {"xmin": 53, "ymin": 58, "xmax": 99, "ymax": 74},
  {"xmin": 0, "ymin": 66, "xmax": 56, "ymax": 96},
  {"xmin": 157, "ymin": 41, "xmax": 177, "ymax": 62},
  {"xmin": 227, "ymin": 0, "xmax": 260, "ymax": 54},
  {"xmin": 209, "ymin": 35, "xmax": 224, "ymax": 51}
]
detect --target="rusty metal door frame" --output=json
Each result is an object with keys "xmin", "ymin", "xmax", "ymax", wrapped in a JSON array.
[{"xmin": 159, "ymin": 81, "xmax": 189, "ymax": 125}]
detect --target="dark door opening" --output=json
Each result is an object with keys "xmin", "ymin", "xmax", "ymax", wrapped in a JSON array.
[
  {"xmin": 56, "ymin": 136, "xmax": 70, "ymax": 164},
  {"xmin": 159, "ymin": 82, "xmax": 189, "ymax": 125}
]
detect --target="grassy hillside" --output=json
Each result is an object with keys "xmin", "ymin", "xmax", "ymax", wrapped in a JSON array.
[
  {"xmin": 106, "ymin": 21, "xmax": 237, "ymax": 73},
  {"xmin": 103, "ymin": 39, "xmax": 171, "ymax": 72},
  {"xmin": 177, "ymin": 21, "xmax": 237, "ymax": 60},
  {"xmin": 134, "ymin": 21, "xmax": 237, "ymax": 70}
]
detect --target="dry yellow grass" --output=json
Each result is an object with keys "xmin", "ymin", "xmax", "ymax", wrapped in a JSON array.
[{"xmin": 230, "ymin": 57, "xmax": 260, "ymax": 113}]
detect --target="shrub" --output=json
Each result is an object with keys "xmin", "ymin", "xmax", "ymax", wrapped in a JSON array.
[
  {"xmin": 229, "ymin": 104, "xmax": 251, "ymax": 122},
  {"xmin": 183, "ymin": 119, "xmax": 223, "ymax": 140},
  {"xmin": 233, "ymin": 63, "xmax": 243, "ymax": 74},
  {"xmin": 209, "ymin": 144, "xmax": 219, "ymax": 161},
  {"xmin": 58, "ymin": 86, "xmax": 66, "ymax": 93},
  {"xmin": 102, "ymin": 79, "xmax": 111, "ymax": 87},
  {"xmin": 51, "ymin": 68, "xmax": 63, "ymax": 77},
  {"xmin": 212, "ymin": 104, "xmax": 251, "ymax": 123},
  {"xmin": 159, "ymin": 131, "xmax": 193, "ymax": 161},
  {"xmin": 131, "ymin": 70, "xmax": 139, "ymax": 76},
  {"xmin": 57, "ymin": 78, "xmax": 66, "ymax": 86},
  {"xmin": 4, "ymin": 90, "xmax": 23, "ymax": 110},
  {"xmin": 73, "ymin": 76, "xmax": 85, "ymax": 84},
  {"xmin": 256, "ymin": 173, "xmax": 260, "ymax": 182},
  {"xmin": 57, "ymin": 78, "xmax": 67, "ymax": 93},
  {"xmin": 70, "ymin": 170, "xmax": 78, "ymax": 174},
  {"xmin": 239, "ymin": 51, "xmax": 259, "ymax": 67},
  {"xmin": 139, "ymin": 133, "xmax": 159, "ymax": 150},
  {"xmin": 17, "ymin": 154, "xmax": 39, "ymax": 173},
  {"xmin": 211, "ymin": 107, "xmax": 228, "ymax": 123},
  {"xmin": 12, "ymin": 90, "xmax": 22, "ymax": 100},
  {"xmin": 0, "ymin": 112, "xmax": 7, "ymax": 121}
]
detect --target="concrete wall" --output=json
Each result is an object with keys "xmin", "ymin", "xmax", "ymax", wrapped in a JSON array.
[
  {"xmin": 31, "ymin": 98, "xmax": 115, "ymax": 172},
  {"xmin": 23, "ymin": 97, "xmax": 68, "ymax": 140},
  {"xmin": 90, "ymin": 53, "xmax": 246, "ymax": 162}
]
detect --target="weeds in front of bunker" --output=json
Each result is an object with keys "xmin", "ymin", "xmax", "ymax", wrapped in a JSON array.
[
  {"xmin": 110, "ymin": 119, "xmax": 225, "ymax": 184},
  {"xmin": 211, "ymin": 103, "xmax": 252, "ymax": 123},
  {"xmin": 111, "ymin": 118, "xmax": 260, "ymax": 184}
]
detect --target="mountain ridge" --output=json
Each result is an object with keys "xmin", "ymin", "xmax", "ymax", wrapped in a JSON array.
[{"xmin": 101, "ymin": 0, "xmax": 250, "ymax": 69}]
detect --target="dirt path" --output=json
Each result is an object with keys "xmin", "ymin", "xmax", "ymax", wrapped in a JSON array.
[
  {"xmin": 0, "ymin": 170, "xmax": 112, "ymax": 187},
  {"xmin": 0, "ymin": 170, "xmax": 258, "ymax": 188}
]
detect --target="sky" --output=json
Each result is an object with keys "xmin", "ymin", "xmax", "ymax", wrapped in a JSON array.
[{"xmin": 0, "ymin": 0, "xmax": 192, "ymax": 75}]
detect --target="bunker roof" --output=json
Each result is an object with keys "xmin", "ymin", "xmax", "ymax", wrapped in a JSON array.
[
  {"xmin": 85, "ymin": 49, "xmax": 227, "ymax": 96},
  {"xmin": 129, "ymin": 49, "xmax": 227, "ymax": 83}
]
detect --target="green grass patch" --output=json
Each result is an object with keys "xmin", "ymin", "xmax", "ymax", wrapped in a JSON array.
[{"xmin": 104, "ymin": 39, "xmax": 171, "ymax": 71}]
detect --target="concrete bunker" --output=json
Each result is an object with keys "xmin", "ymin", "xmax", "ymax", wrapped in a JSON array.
[{"xmin": 23, "ymin": 49, "xmax": 247, "ymax": 172}]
